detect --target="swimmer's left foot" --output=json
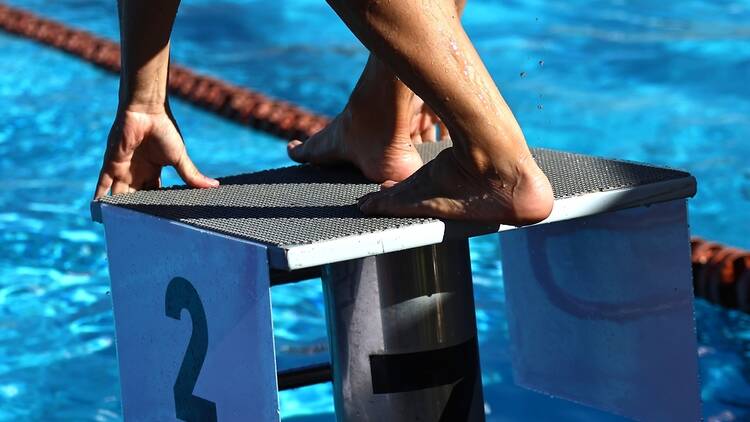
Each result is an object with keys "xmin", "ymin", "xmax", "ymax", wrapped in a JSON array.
[
  {"xmin": 287, "ymin": 55, "xmax": 435, "ymax": 183},
  {"xmin": 286, "ymin": 104, "xmax": 423, "ymax": 183}
]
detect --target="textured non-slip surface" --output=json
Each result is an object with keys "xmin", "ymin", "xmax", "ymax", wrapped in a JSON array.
[
  {"xmin": 417, "ymin": 142, "xmax": 693, "ymax": 200},
  {"xmin": 95, "ymin": 142, "xmax": 694, "ymax": 249}
]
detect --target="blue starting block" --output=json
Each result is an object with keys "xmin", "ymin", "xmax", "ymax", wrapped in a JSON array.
[{"xmin": 92, "ymin": 142, "xmax": 700, "ymax": 421}]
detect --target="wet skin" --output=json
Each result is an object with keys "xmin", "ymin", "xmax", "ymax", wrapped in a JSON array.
[
  {"xmin": 288, "ymin": 2, "xmax": 461, "ymax": 183},
  {"xmin": 288, "ymin": 54, "xmax": 434, "ymax": 183},
  {"xmin": 293, "ymin": 0, "xmax": 553, "ymax": 225},
  {"xmin": 101, "ymin": 0, "xmax": 553, "ymax": 226}
]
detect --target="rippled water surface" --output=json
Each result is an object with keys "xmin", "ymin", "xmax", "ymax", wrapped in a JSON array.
[{"xmin": 1, "ymin": 0, "xmax": 749, "ymax": 420}]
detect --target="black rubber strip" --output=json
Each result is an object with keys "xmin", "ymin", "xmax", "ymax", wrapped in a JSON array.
[
  {"xmin": 270, "ymin": 267, "xmax": 322, "ymax": 286},
  {"xmin": 277, "ymin": 363, "xmax": 332, "ymax": 391},
  {"xmin": 369, "ymin": 338, "xmax": 477, "ymax": 394},
  {"xmin": 370, "ymin": 338, "xmax": 479, "ymax": 421}
]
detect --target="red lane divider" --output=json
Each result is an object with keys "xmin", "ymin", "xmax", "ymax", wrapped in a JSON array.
[
  {"xmin": 2, "ymin": 3, "xmax": 750, "ymax": 311},
  {"xmin": 691, "ymin": 238, "xmax": 750, "ymax": 311},
  {"xmin": 0, "ymin": 2, "xmax": 330, "ymax": 140}
]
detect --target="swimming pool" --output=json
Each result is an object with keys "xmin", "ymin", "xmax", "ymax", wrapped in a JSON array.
[{"xmin": 1, "ymin": 0, "xmax": 749, "ymax": 420}]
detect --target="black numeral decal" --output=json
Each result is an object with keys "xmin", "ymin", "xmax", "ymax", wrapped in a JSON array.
[{"xmin": 165, "ymin": 277, "xmax": 218, "ymax": 422}]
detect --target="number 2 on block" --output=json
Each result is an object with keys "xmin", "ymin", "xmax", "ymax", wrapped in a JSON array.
[{"xmin": 165, "ymin": 277, "xmax": 218, "ymax": 422}]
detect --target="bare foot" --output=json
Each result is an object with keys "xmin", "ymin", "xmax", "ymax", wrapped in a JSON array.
[
  {"xmin": 287, "ymin": 101, "xmax": 424, "ymax": 182},
  {"xmin": 359, "ymin": 147, "xmax": 554, "ymax": 225},
  {"xmin": 287, "ymin": 54, "xmax": 444, "ymax": 182}
]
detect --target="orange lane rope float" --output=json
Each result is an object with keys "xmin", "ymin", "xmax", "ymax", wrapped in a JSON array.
[
  {"xmin": 691, "ymin": 238, "xmax": 750, "ymax": 311},
  {"xmin": 0, "ymin": 3, "xmax": 329, "ymax": 140},
  {"xmin": 2, "ymin": 3, "xmax": 749, "ymax": 310}
]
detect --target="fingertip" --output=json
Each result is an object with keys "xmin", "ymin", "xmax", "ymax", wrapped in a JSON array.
[
  {"xmin": 111, "ymin": 181, "xmax": 129, "ymax": 196},
  {"xmin": 191, "ymin": 175, "xmax": 219, "ymax": 189},
  {"xmin": 93, "ymin": 186, "xmax": 107, "ymax": 200},
  {"xmin": 206, "ymin": 177, "xmax": 220, "ymax": 188},
  {"xmin": 94, "ymin": 171, "xmax": 113, "ymax": 200}
]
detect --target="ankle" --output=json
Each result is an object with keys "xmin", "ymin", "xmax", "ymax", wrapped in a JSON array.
[
  {"xmin": 349, "ymin": 76, "xmax": 409, "ymax": 111},
  {"xmin": 450, "ymin": 141, "xmax": 530, "ymax": 178},
  {"xmin": 349, "ymin": 56, "xmax": 415, "ymax": 110},
  {"xmin": 346, "ymin": 84, "xmax": 414, "ymax": 138}
]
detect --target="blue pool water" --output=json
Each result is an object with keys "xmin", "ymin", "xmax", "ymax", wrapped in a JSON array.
[{"xmin": 1, "ymin": 0, "xmax": 749, "ymax": 420}]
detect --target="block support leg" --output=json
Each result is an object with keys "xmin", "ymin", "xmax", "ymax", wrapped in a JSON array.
[
  {"xmin": 500, "ymin": 199, "xmax": 701, "ymax": 420},
  {"xmin": 322, "ymin": 239, "xmax": 485, "ymax": 421}
]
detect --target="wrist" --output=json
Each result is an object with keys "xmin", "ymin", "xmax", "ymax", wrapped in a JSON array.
[
  {"xmin": 120, "ymin": 79, "xmax": 168, "ymax": 104},
  {"xmin": 118, "ymin": 83, "xmax": 169, "ymax": 114},
  {"xmin": 117, "ymin": 98, "xmax": 168, "ymax": 115},
  {"xmin": 118, "ymin": 55, "xmax": 171, "ymax": 111}
]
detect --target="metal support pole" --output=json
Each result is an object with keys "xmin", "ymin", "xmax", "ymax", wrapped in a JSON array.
[{"xmin": 322, "ymin": 239, "xmax": 485, "ymax": 422}]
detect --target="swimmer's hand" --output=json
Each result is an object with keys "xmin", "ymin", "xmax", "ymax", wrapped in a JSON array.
[{"xmin": 93, "ymin": 106, "xmax": 218, "ymax": 199}]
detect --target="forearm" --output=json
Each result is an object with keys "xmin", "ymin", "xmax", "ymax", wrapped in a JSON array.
[{"xmin": 117, "ymin": 0, "xmax": 181, "ymax": 109}]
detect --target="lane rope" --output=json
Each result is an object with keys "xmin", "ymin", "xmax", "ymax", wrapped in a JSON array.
[
  {"xmin": 0, "ymin": 3, "xmax": 330, "ymax": 140},
  {"xmin": 3, "ymin": 3, "xmax": 749, "ymax": 310},
  {"xmin": 691, "ymin": 238, "xmax": 750, "ymax": 311}
]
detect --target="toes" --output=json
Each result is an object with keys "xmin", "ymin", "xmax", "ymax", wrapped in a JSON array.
[
  {"xmin": 421, "ymin": 122, "xmax": 437, "ymax": 143},
  {"xmin": 438, "ymin": 122, "xmax": 450, "ymax": 141},
  {"xmin": 358, "ymin": 191, "xmax": 385, "ymax": 214},
  {"xmin": 287, "ymin": 139, "xmax": 306, "ymax": 162},
  {"xmin": 357, "ymin": 191, "xmax": 379, "ymax": 209},
  {"xmin": 359, "ymin": 179, "xmax": 414, "ymax": 215},
  {"xmin": 357, "ymin": 182, "xmax": 397, "ymax": 212},
  {"xmin": 359, "ymin": 187, "xmax": 413, "ymax": 216}
]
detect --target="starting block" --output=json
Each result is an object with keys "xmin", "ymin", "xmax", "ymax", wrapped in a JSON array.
[{"xmin": 93, "ymin": 142, "xmax": 700, "ymax": 421}]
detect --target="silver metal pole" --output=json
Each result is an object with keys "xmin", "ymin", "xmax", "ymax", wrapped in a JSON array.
[{"xmin": 322, "ymin": 239, "xmax": 485, "ymax": 421}]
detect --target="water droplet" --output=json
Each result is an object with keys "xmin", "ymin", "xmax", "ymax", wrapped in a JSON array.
[
  {"xmin": 537, "ymin": 104, "xmax": 544, "ymax": 110},
  {"xmin": 520, "ymin": 72, "xmax": 527, "ymax": 78},
  {"xmin": 538, "ymin": 60, "xmax": 544, "ymax": 67}
]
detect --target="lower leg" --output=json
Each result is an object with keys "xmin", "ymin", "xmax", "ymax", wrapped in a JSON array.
[
  {"xmin": 328, "ymin": 0, "xmax": 553, "ymax": 224},
  {"xmin": 287, "ymin": 0, "xmax": 467, "ymax": 181},
  {"xmin": 287, "ymin": 54, "xmax": 424, "ymax": 182}
]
